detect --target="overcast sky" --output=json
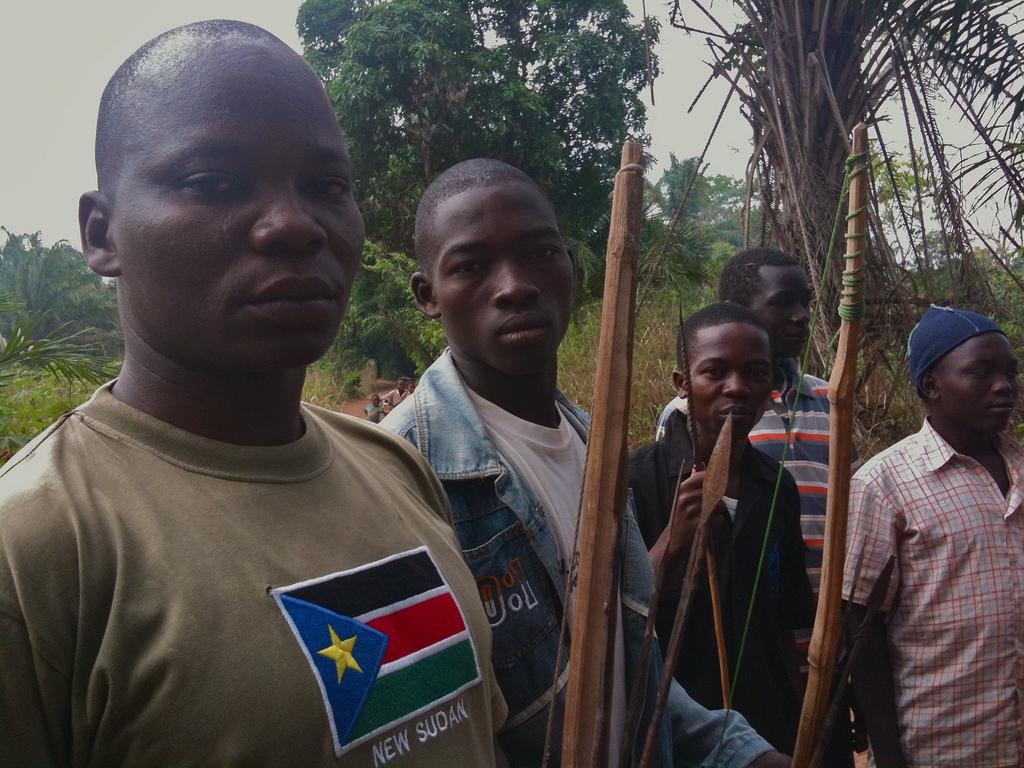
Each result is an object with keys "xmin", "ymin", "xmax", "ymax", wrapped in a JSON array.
[{"xmin": 0, "ymin": 1, "xmax": 754, "ymax": 247}]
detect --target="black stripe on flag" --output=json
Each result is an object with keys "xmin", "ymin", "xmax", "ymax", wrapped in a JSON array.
[{"xmin": 287, "ymin": 549, "xmax": 444, "ymax": 617}]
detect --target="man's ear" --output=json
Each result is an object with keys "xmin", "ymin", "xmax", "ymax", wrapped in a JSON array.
[
  {"xmin": 672, "ymin": 369, "xmax": 688, "ymax": 398},
  {"xmin": 411, "ymin": 271, "xmax": 441, "ymax": 319},
  {"xmin": 79, "ymin": 191, "xmax": 121, "ymax": 277},
  {"xmin": 919, "ymin": 371, "xmax": 940, "ymax": 401}
]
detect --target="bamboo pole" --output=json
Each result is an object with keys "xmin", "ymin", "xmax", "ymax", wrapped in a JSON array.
[
  {"xmin": 560, "ymin": 143, "xmax": 645, "ymax": 768},
  {"xmin": 791, "ymin": 122, "xmax": 869, "ymax": 766}
]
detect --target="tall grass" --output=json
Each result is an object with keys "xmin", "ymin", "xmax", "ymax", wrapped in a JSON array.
[
  {"xmin": 302, "ymin": 361, "xmax": 358, "ymax": 411},
  {"xmin": 559, "ymin": 287, "xmax": 716, "ymax": 449},
  {"xmin": 0, "ymin": 370, "xmax": 98, "ymax": 463}
]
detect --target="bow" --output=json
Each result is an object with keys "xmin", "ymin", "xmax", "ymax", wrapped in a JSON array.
[
  {"xmin": 560, "ymin": 142, "xmax": 645, "ymax": 767},
  {"xmin": 791, "ymin": 122, "xmax": 869, "ymax": 766}
]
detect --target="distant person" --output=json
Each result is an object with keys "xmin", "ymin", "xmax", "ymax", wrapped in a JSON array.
[
  {"xmin": 364, "ymin": 393, "xmax": 384, "ymax": 423},
  {"xmin": 846, "ymin": 306, "xmax": 1023, "ymax": 768},
  {"xmin": 630, "ymin": 302, "xmax": 813, "ymax": 754},
  {"xmin": 385, "ymin": 376, "xmax": 413, "ymax": 408},
  {"xmin": 384, "ymin": 158, "xmax": 789, "ymax": 767},
  {"xmin": 0, "ymin": 22, "xmax": 504, "ymax": 766}
]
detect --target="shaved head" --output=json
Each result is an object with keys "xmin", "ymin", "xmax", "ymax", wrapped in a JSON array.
[
  {"xmin": 414, "ymin": 158, "xmax": 551, "ymax": 269},
  {"xmin": 95, "ymin": 20, "xmax": 326, "ymax": 193}
]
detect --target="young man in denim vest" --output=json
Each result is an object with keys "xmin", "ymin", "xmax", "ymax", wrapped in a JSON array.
[{"xmin": 384, "ymin": 158, "xmax": 788, "ymax": 767}]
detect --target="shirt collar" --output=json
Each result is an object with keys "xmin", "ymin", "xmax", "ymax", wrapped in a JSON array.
[
  {"xmin": 916, "ymin": 417, "xmax": 1024, "ymax": 475},
  {"xmin": 410, "ymin": 350, "xmax": 588, "ymax": 479},
  {"xmin": 916, "ymin": 418, "xmax": 959, "ymax": 473},
  {"xmin": 776, "ymin": 357, "xmax": 816, "ymax": 397}
]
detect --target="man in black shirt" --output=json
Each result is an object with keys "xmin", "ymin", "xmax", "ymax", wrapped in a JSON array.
[{"xmin": 629, "ymin": 302, "xmax": 814, "ymax": 754}]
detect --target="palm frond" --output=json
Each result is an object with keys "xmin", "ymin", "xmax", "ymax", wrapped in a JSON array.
[{"xmin": 0, "ymin": 317, "xmax": 114, "ymax": 387}]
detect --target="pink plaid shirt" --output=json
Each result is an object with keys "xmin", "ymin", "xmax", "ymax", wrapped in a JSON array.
[{"xmin": 844, "ymin": 419, "xmax": 1024, "ymax": 767}]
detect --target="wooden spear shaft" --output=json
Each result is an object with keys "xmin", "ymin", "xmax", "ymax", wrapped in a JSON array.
[
  {"xmin": 791, "ymin": 122, "xmax": 869, "ymax": 767},
  {"xmin": 561, "ymin": 143, "xmax": 645, "ymax": 768}
]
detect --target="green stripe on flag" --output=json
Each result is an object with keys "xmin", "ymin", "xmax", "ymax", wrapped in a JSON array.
[{"xmin": 349, "ymin": 640, "xmax": 478, "ymax": 741}]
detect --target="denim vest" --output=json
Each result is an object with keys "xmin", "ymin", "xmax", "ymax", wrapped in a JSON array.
[{"xmin": 382, "ymin": 351, "xmax": 770, "ymax": 768}]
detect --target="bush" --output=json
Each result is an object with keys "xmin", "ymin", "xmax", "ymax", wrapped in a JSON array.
[{"xmin": 0, "ymin": 370, "xmax": 97, "ymax": 464}]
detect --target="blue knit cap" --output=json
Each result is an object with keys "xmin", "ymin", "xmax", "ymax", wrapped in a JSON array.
[{"xmin": 907, "ymin": 305, "xmax": 1004, "ymax": 392}]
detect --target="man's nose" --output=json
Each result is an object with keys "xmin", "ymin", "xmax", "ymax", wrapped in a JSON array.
[
  {"xmin": 249, "ymin": 191, "xmax": 326, "ymax": 256},
  {"xmin": 723, "ymin": 372, "xmax": 750, "ymax": 396},
  {"xmin": 993, "ymin": 372, "xmax": 1018, "ymax": 398},
  {"xmin": 492, "ymin": 260, "xmax": 540, "ymax": 306}
]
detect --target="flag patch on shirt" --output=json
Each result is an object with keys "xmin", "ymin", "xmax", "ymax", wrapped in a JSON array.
[{"xmin": 271, "ymin": 547, "xmax": 480, "ymax": 757}]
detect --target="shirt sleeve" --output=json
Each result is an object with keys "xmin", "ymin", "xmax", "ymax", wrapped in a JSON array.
[
  {"xmin": 0, "ymin": 573, "xmax": 66, "ymax": 768},
  {"xmin": 627, "ymin": 445, "xmax": 671, "ymax": 550},
  {"xmin": 843, "ymin": 470, "xmax": 901, "ymax": 610},
  {"xmin": 666, "ymin": 679, "xmax": 773, "ymax": 767}
]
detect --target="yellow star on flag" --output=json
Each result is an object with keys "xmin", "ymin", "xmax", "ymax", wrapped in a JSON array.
[{"xmin": 318, "ymin": 625, "xmax": 364, "ymax": 683}]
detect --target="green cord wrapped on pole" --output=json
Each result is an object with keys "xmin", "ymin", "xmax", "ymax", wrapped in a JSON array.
[{"xmin": 791, "ymin": 122, "xmax": 869, "ymax": 767}]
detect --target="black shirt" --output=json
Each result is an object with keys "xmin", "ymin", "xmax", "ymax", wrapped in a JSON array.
[{"xmin": 628, "ymin": 409, "xmax": 814, "ymax": 754}]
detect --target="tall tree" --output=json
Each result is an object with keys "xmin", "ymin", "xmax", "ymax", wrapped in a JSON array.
[{"xmin": 298, "ymin": 0, "xmax": 656, "ymax": 253}]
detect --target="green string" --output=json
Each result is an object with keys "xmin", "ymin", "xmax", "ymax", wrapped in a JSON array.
[{"xmin": 710, "ymin": 147, "xmax": 868, "ymax": 766}]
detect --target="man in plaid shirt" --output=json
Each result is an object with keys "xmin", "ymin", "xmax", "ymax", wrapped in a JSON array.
[{"xmin": 845, "ymin": 306, "xmax": 1023, "ymax": 767}]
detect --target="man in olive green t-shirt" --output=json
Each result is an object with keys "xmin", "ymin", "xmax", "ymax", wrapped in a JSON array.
[{"xmin": 0, "ymin": 21, "xmax": 505, "ymax": 767}]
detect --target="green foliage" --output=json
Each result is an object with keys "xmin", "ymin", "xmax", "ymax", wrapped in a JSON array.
[
  {"xmin": 303, "ymin": 361, "xmax": 363, "ymax": 409},
  {"xmin": 633, "ymin": 156, "xmax": 749, "ymax": 304},
  {"xmin": 0, "ymin": 231, "xmax": 118, "ymax": 461},
  {"xmin": 0, "ymin": 229, "xmax": 120, "ymax": 355},
  {"xmin": 0, "ymin": 310, "xmax": 113, "ymax": 388},
  {"xmin": 298, "ymin": 0, "xmax": 656, "ymax": 253},
  {"xmin": 0, "ymin": 370, "xmax": 96, "ymax": 463},
  {"xmin": 328, "ymin": 243, "xmax": 445, "ymax": 377}
]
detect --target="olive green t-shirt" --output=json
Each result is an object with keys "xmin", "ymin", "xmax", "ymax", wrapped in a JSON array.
[{"xmin": 0, "ymin": 383, "xmax": 505, "ymax": 767}]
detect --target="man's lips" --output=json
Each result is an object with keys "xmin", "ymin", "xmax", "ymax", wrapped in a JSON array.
[
  {"xmin": 987, "ymin": 402, "xmax": 1015, "ymax": 413},
  {"xmin": 243, "ymin": 276, "xmax": 342, "ymax": 326},
  {"xmin": 248, "ymin": 276, "xmax": 339, "ymax": 304},
  {"xmin": 496, "ymin": 314, "xmax": 551, "ymax": 344}
]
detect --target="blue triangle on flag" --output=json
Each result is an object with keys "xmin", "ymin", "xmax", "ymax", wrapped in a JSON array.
[{"xmin": 277, "ymin": 594, "xmax": 388, "ymax": 750}]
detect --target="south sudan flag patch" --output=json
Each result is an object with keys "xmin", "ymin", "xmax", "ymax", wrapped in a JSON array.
[{"xmin": 272, "ymin": 547, "xmax": 481, "ymax": 757}]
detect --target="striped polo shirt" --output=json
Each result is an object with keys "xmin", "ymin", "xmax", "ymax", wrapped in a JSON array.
[{"xmin": 748, "ymin": 358, "xmax": 834, "ymax": 597}]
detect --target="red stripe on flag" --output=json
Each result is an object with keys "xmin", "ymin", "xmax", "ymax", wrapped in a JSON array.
[{"xmin": 367, "ymin": 592, "xmax": 466, "ymax": 663}]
